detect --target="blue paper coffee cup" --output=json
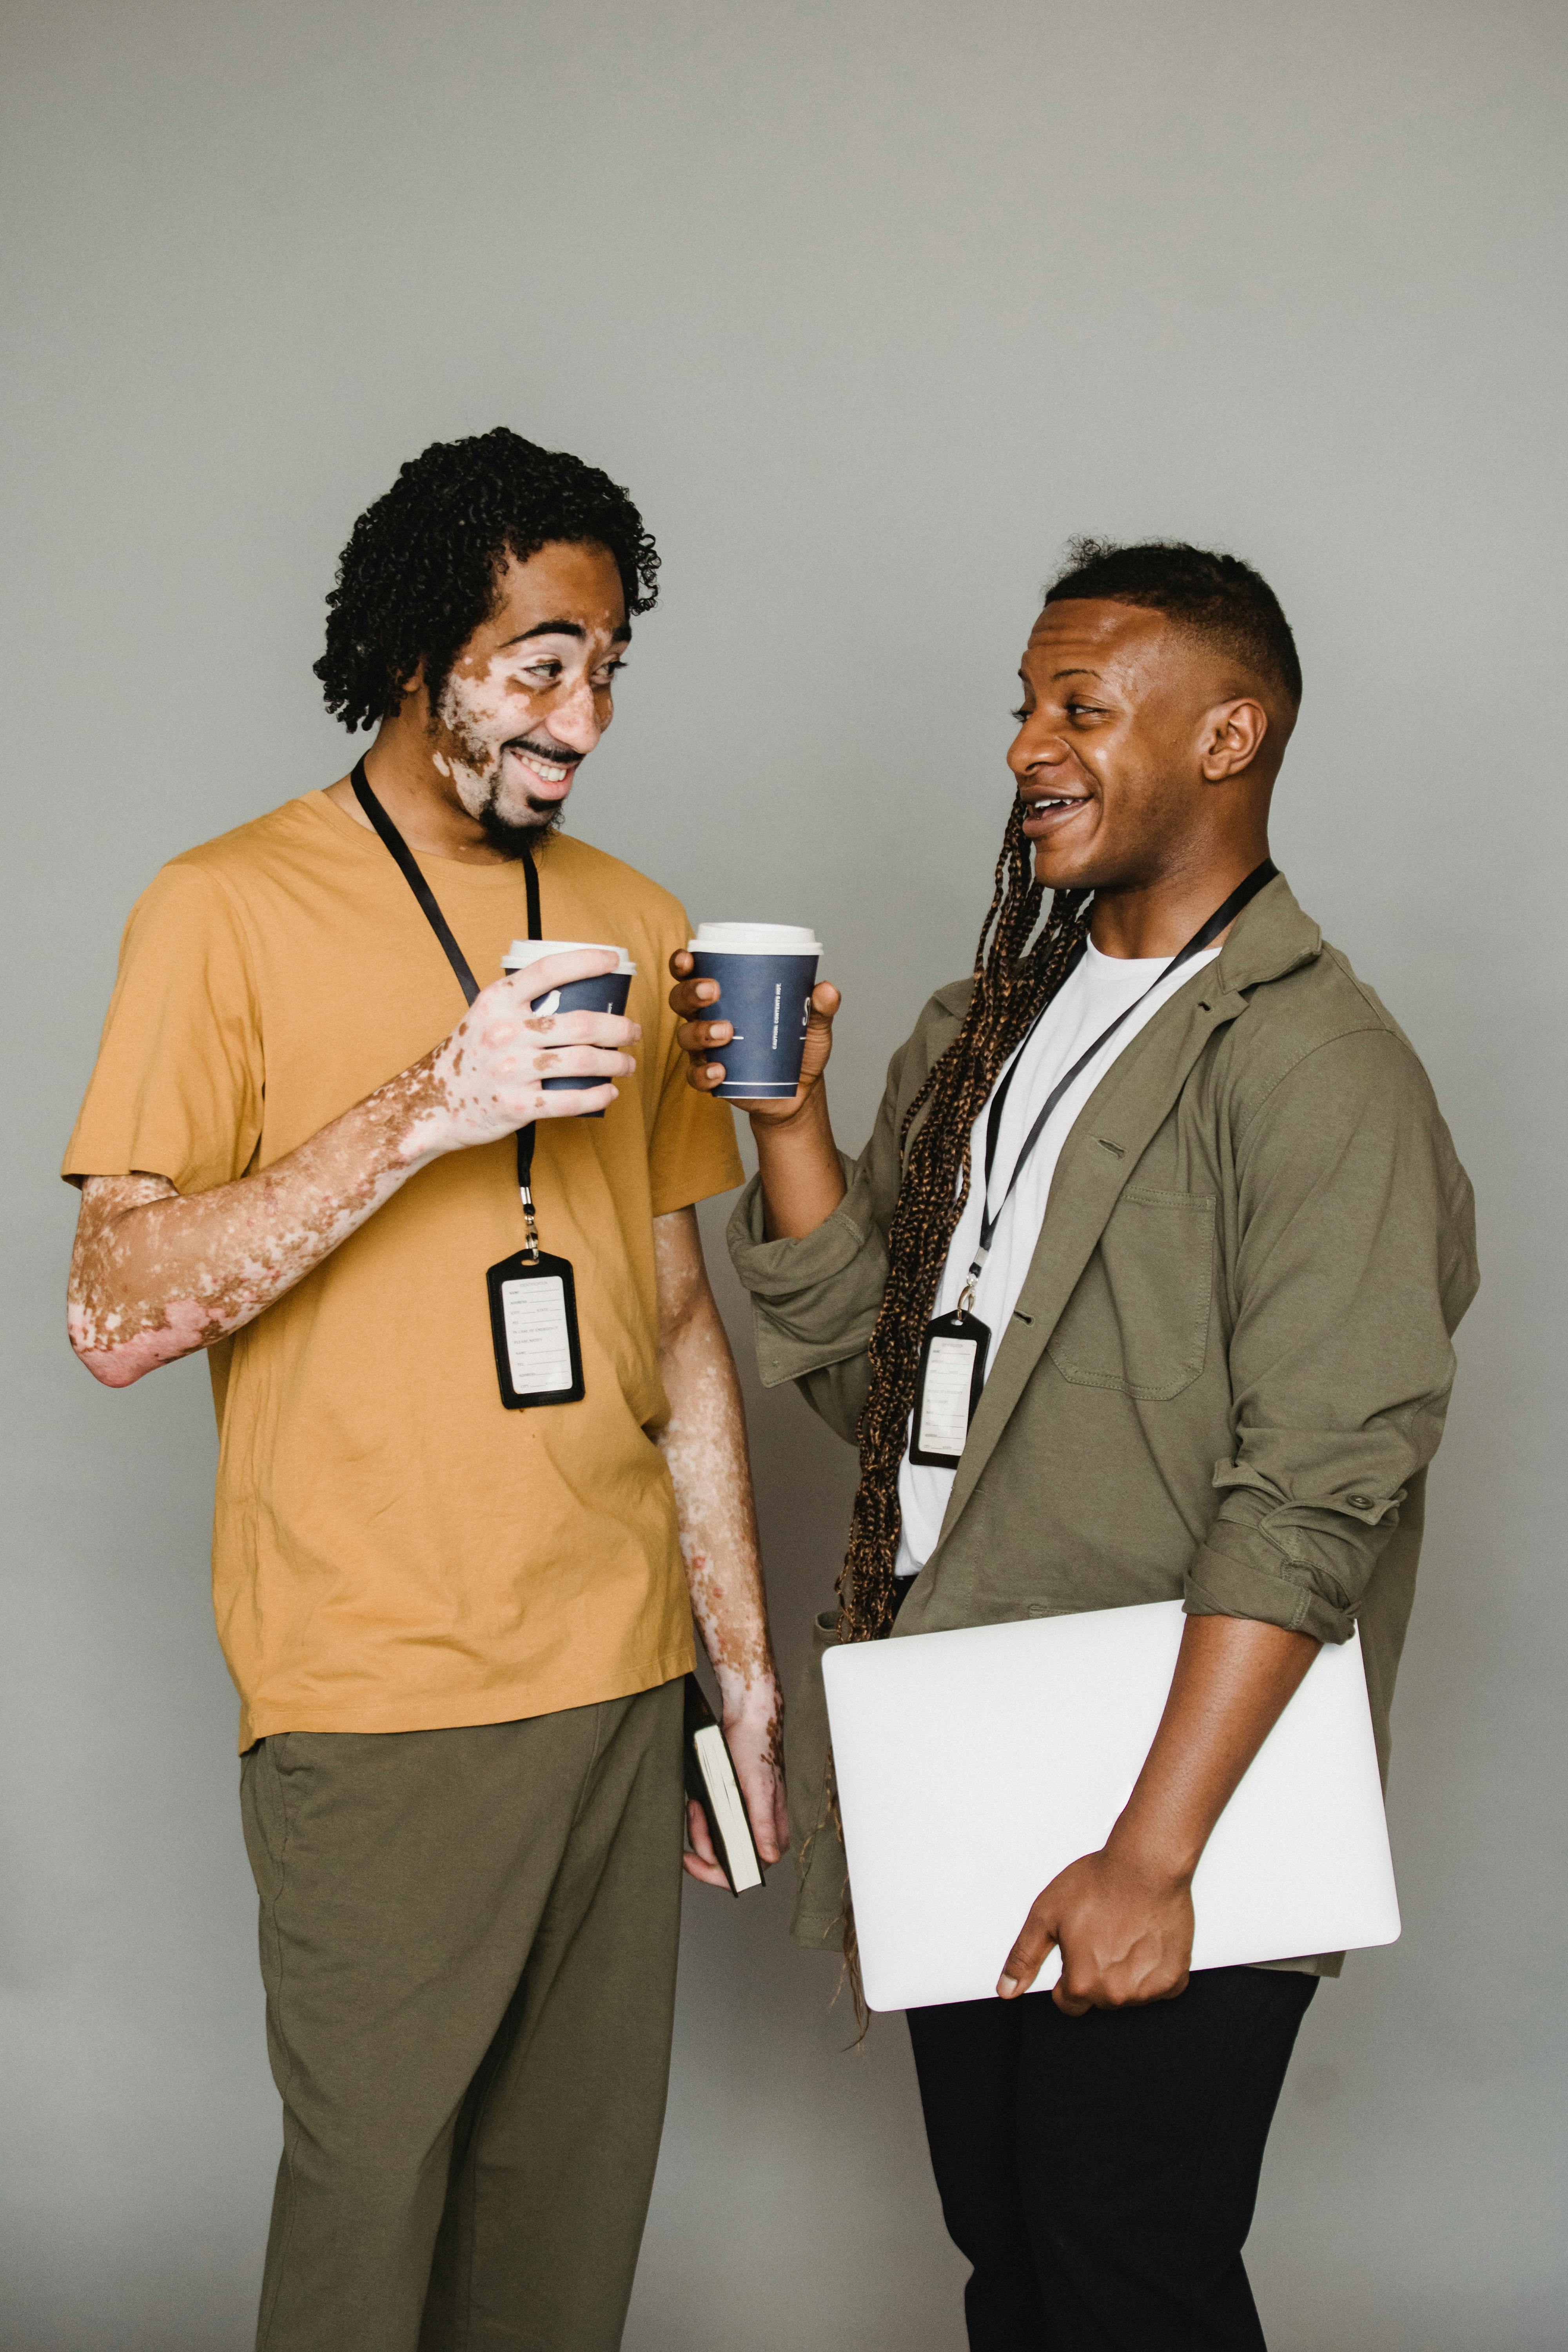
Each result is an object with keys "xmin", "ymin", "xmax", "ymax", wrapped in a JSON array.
[
  {"xmin": 688, "ymin": 922, "xmax": 822, "ymax": 1099},
  {"xmin": 503, "ymin": 939, "xmax": 636, "ymax": 1118}
]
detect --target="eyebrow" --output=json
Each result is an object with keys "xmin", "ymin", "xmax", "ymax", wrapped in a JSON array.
[{"xmin": 501, "ymin": 619, "xmax": 633, "ymax": 648}]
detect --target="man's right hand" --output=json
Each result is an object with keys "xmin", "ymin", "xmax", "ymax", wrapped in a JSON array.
[
  {"xmin": 667, "ymin": 950, "xmax": 848, "ymax": 1240},
  {"xmin": 407, "ymin": 946, "xmax": 641, "ymax": 1161},
  {"xmin": 666, "ymin": 950, "xmax": 840, "ymax": 1123}
]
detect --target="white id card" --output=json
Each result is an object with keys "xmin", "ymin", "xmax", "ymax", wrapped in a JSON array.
[
  {"xmin": 908, "ymin": 1309, "xmax": 991, "ymax": 1469},
  {"xmin": 502, "ymin": 1277, "xmax": 573, "ymax": 1392},
  {"xmin": 485, "ymin": 1249, "xmax": 585, "ymax": 1409},
  {"xmin": 919, "ymin": 1337, "xmax": 981, "ymax": 1455}
]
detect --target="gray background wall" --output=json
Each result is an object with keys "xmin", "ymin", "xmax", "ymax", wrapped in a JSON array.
[{"xmin": 3, "ymin": 2, "xmax": 1564, "ymax": 2346}]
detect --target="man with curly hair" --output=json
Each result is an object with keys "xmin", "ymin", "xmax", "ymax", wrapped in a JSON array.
[{"xmin": 62, "ymin": 429, "xmax": 785, "ymax": 2352}]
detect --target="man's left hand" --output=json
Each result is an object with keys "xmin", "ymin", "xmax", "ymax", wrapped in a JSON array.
[
  {"xmin": 683, "ymin": 1688, "xmax": 789, "ymax": 1890},
  {"xmin": 996, "ymin": 1614, "xmax": 1321, "ymax": 2012},
  {"xmin": 997, "ymin": 1845, "xmax": 1194, "ymax": 2015}
]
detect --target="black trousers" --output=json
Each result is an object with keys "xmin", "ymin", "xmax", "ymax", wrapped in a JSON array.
[{"xmin": 906, "ymin": 1965, "xmax": 1316, "ymax": 2352}]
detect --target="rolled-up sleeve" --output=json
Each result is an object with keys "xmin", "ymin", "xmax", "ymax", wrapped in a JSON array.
[
  {"xmin": 725, "ymin": 1020, "xmax": 929, "ymax": 1443},
  {"xmin": 726, "ymin": 1150, "xmax": 889, "ymax": 1441},
  {"xmin": 1185, "ymin": 1025, "xmax": 1479, "ymax": 1644},
  {"xmin": 727, "ymin": 1151, "xmax": 889, "ymax": 1378}
]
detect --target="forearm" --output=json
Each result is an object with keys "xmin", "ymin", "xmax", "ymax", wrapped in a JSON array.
[
  {"xmin": 653, "ymin": 1214, "xmax": 788, "ymax": 1878},
  {"xmin": 656, "ymin": 1287, "xmax": 779, "ymax": 1724},
  {"xmin": 1000, "ymin": 1612, "xmax": 1322, "ymax": 2005},
  {"xmin": 67, "ymin": 1058, "xmax": 446, "ymax": 1385},
  {"xmin": 1109, "ymin": 1613, "xmax": 1321, "ymax": 1886},
  {"xmin": 68, "ymin": 952, "xmax": 642, "ymax": 1388},
  {"xmin": 750, "ymin": 1085, "xmax": 848, "ymax": 1240}
]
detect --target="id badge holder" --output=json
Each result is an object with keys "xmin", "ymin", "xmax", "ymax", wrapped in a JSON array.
[
  {"xmin": 486, "ymin": 1248, "xmax": 586, "ymax": 1410},
  {"xmin": 908, "ymin": 1307, "xmax": 992, "ymax": 1469}
]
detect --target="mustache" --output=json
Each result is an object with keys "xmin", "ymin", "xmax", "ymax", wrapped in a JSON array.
[{"xmin": 504, "ymin": 732, "xmax": 585, "ymax": 768}]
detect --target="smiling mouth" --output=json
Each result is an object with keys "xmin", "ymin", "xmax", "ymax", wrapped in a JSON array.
[
  {"xmin": 505, "ymin": 742, "xmax": 580, "ymax": 789},
  {"xmin": 1022, "ymin": 792, "xmax": 1092, "ymax": 822}
]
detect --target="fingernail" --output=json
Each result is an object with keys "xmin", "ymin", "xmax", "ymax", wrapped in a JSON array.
[{"xmin": 997, "ymin": 1975, "xmax": 1017, "ymax": 1998}]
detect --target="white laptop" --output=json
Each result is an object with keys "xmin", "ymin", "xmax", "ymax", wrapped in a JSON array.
[{"xmin": 822, "ymin": 1599, "xmax": 1400, "ymax": 2014}]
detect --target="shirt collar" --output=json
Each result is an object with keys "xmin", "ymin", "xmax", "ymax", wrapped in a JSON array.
[{"xmin": 1210, "ymin": 870, "xmax": 1321, "ymax": 995}]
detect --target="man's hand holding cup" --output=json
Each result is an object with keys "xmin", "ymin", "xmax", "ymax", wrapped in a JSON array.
[
  {"xmin": 668, "ymin": 922, "xmax": 838, "ymax": 1123},
  {"xmin": 420, "ymin": 946, "xmax": 641, "ymax": 1159}
]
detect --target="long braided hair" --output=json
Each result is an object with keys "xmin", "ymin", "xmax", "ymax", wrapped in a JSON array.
[{"xmin": 836, "ymin": 803, "xmax": 1091, "ymax": 1644}]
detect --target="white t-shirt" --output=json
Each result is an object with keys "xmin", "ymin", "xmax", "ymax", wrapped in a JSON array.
[{"xmin": 894, "ymin": 937, "xmax": 1222, "ymax": 1578}]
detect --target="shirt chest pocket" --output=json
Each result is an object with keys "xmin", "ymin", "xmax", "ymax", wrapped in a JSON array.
[{"xmin": 1045, "ymin": 1186, "xmax": 1216, "ymax": 1401}]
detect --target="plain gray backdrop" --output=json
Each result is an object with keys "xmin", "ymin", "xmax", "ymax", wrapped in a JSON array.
[{"xmin": 3, "ymin": 3, "xmax": 1564, "ymax": 2347}]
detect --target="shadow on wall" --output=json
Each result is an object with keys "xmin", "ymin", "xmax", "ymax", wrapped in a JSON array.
[{"xmin": 625, "ymin": 1194, "xmax": 969, "ymax": 2352}]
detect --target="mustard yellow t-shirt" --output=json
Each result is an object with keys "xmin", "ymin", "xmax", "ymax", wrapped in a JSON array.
[{"xmin": 64, "ymin": 790, "xmax": 743, "ymax": 1748}]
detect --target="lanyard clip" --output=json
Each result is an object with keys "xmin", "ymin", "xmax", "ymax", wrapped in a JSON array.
[{"xmin": 519, "ymin": 1181, "xmax": 542, "ymax": 1265}]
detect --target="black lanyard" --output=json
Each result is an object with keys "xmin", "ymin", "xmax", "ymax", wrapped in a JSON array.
[
  {"xmin": 352, "ymin": 757, "xmax": 545, "ymax": 1259},
  {"xmin": 958, "ymin": 858, "xmax": 1277, "ymax": 1308}
]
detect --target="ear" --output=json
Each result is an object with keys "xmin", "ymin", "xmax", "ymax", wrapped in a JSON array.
[
  {"xmin": 400, "ymin": 658, "xmax": 426, "ymax": 703},
  {"xmin": 1198, "ymin": 697, "xmax": 1269, "ymax": 782}
]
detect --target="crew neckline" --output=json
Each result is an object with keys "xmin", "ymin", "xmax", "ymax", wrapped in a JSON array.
[
  {"xmin": 1081, "ymin": 935, "xmax": 1197, "ymax": 975},
  {"xmin": 306, "ymin": 786, "xmax": 554, "ymax": 879}
]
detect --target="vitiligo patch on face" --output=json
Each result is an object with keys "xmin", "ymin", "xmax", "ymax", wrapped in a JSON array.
[
  {"xmin": 434, "ymin": 644, "xmax": 604, "ymax": 834},
  {"xmin": 436, "ymin": 651, "xmax": 532, "ymax": 822}
]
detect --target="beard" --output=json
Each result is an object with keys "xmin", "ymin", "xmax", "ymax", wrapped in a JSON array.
[
  {"xmin": 447, "ymin": 729, "xmax": 579, "ymax": 860},
  {"xmin": 475, "ymin": 791, "xmax": 564, "ymax": 860}
]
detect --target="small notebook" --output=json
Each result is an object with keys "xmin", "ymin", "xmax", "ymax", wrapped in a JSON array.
[
  {"xmin": 683, "ymin": 1674, "xmax": 765, "ymax": 1896},
  {"xmin": 822, "ymin": 1599, "xmax": 1400, "ymax": 2012}
]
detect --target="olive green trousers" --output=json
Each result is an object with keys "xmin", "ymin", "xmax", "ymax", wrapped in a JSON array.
[{"xmin": 239, "ymin": 1679, "xmax": 685, "ymax": 2352}]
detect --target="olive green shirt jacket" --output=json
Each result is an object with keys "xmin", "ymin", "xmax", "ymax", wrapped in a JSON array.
[{"xmin": 727, "ymin": 876, "xmax": 1479, "ymax": 1964}]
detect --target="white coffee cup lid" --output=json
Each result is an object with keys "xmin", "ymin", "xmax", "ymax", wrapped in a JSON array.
[
  {"xmin": 688, "ymin": 921, "xmax": 822, "ymax": 956},
  {"xmin": 503, "ymin": 938, "xmax": 636, "ymax": 976}
]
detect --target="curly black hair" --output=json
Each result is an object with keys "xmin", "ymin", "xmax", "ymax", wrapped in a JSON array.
[
  {"xmin": 1044, "ymin": 537, "xmax": 1302, "ymax": 710},
  {"xmin": 315, "ymin": 427, "xmax": 660, "ymax": 733}
]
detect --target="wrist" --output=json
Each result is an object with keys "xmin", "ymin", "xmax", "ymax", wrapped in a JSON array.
[
  {"xmin": 376, "ymin": 1054, "xmax": 457, "ymax": 1172},
  {"xmin": 1103, "ymin": 1813, "xmax": 1198, "ymax": 1893},
  {"xmin": 751, "ymin": 1089, "xmax": 844, "ymax": 1240},
  {"xmin": 749, "ymin": 1080, "xmax": 831, "ymax": 1145},
  {"xmin": 715, "ymin": 1668, "xmax": 782, "ymax": 1727}
]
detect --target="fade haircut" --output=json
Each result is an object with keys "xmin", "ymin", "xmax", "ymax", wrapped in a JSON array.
[
  {"xmin": 1043, "ymin": 538, "xmax": 1302, "ymax": 711},
  {"xmin": 315, "ymin": 427, "xmax": 660, "ymax": 733}
]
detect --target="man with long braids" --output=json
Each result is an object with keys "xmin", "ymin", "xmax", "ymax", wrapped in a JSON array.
[
  {"xmin": 671, "ymin": 541, "xmax": 1477, "ymax": 2351},
  {"xmin": 63, "ymin": 429, "xmax": 786, "ymax": 2351}
]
